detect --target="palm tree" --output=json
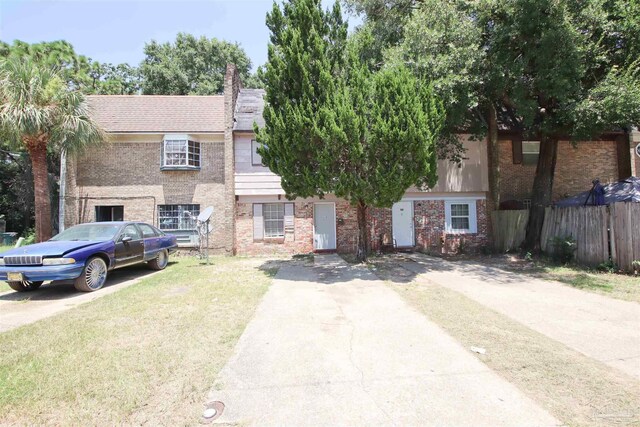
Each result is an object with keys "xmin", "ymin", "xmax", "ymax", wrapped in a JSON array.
[{"xmin": 0, "ymin": 58, "xmax": 105, "ymax": 242}]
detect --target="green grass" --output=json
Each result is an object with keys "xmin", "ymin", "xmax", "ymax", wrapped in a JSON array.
[
  {"xmin": 0, "ymin": 256, "xmax": 278, "ymax": 426},
  {"xmin": 529, "ymin": 263, "xmax": 639, "ymax": 303}
]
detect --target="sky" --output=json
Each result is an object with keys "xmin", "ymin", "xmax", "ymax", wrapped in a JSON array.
[{"xmin": 0, "ymin": 0, "xmax": 362, "ymax": 71}]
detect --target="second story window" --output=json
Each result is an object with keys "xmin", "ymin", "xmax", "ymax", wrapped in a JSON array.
[
  {"xmin": 522, "ymin": 141, "xmax": 540, "ymax": 165},
  {"xmin": 162, "ymin": 136, "xmax": 200, "ymax": 169},
  {"xmin": 251, "ymin": 139, "xmax": 264, "ymax": 166}
]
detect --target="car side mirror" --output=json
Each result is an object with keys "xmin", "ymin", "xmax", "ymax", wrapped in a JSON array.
[{"xmin": 121, "ymin": 235, "xmax": 132, "ymax": 243}]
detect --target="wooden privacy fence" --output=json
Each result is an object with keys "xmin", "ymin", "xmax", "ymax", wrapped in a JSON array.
[
  {"xmin": 491, "ymin": 210, "xmax": 529, "ymax": 253},
  {"xmin": 540, "ymin": 205, "xmax": 609, "ymax": 266},
  {"xmin": 491, "ymin": 202, "xmax": 640, "ymax": 272},
  {"xmin": 610, "ymin": 203, "xmax": 640, "ymax": 272}
]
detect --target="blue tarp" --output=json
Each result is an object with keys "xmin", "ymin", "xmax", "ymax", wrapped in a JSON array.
[{"xmin": 554, "ymin": 176, "xmax": 640, "ymax": 207}]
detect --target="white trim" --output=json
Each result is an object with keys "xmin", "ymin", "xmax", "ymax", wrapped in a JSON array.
[
  {"xmin": 635, "ymin": 143, "xmax": 640, "ymax": 158},
  {"xmin": 444, "ymin": 199, "xmax": 477, "ymax": 234},
  {"xmin": 402, "ymin": 195, "xmax": 486, "ymax": 201},
  {"xmin": 313, "ymin": 202, "xmax": 337, "ymax": 250}
]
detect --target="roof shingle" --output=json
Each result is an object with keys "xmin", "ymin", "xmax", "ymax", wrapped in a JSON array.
[
  {"xmin": 86, "ymin": 95, "xmax": 225, "ymax": 133},
  {"xmin": 234, "ymin": 89, "xmax": 266, "ymax": 131}
]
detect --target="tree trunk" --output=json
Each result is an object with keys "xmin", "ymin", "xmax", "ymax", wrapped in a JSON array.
[
  {"xmin": 486, "ymin": 103, "xmax": 501, "ymax": 210},
  {"xmin": 25, "ymin": 136, "xmax": 52, "ymax": 242},
  {"xmin": 523, "ymin": 136, "xmax": 558, "ymax": 251},
  {"xmin": 356, "ymin": 201, "xmax": 369, "ymax": 262}
]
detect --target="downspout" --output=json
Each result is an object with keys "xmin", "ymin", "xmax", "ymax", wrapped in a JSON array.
[{"xmin": 58, "ymin": 148, "xmax": 67, "ymax": 233}]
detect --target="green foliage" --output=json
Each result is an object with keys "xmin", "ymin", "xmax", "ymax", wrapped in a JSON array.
[
  {"xmin": 22, "ymin": 228, "xmax": 35, "ymax": 246},
  {"xmin": 0, "ymin": 40, "xmax": 140, "ymax": 95},
  {"xmin": 258, "ymin": 0, "xmax": 443, "ymax": 258},
  {"xmin": 0, "ymin": 58, "xmax": 106, "ymax": 155},
  {"xmin": 597, "ymin": 259, "xmax": 618, "ymax": 273},
  {"xmin": 0, "ymin": 143, "xmax": 33, "ymax": 235},
  {"xmin": 140, "ymin": 33, "xmax": 254, "ymax": 95},
  {"xmin": 258, "ymin": 0, "xmax": 443, "ymax": 203},
  {"xmin": 383, "ymin": 0, "xmax": 485, "ymax": 162},
  {"xmin": 548, "ymin": 236, "xmax": 577, "ymax": 264}
]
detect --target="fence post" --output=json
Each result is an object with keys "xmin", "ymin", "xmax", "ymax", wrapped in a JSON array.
[{"xmin": 609, "ymin": 204, "xmax": 616, "ymax": 265}]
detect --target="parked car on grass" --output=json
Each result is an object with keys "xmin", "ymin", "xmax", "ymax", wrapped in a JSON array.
[{"xmin": 0, "ymin": 222, "xmax": 177, "ymax": 292}]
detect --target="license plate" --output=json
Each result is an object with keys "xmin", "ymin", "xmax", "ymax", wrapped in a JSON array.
[{"xmin": 7, "ymin": 272, "xmax": 23, "ymax": 281}]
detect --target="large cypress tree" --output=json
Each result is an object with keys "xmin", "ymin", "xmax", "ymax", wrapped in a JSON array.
[{"xmin": 257, "ymin": 0, "xmax": 443, "ymax": 261}]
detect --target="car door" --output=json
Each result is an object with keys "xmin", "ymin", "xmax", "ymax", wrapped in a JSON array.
[{"xmin": 114, "ymin": 224, "xmax": 145, "ymax": 267}]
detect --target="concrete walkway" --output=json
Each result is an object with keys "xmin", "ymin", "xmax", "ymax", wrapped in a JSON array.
[
  {"xmin": 401, "ymin": 254, "xmax": 640, "ymax": 380},
  {"xmin": 0, "ymin": 265, "xmax": 160, "ymax": 333},
  {"xmin": 208, "ymin": 255, "xmax": 558, "ymax": 426}
]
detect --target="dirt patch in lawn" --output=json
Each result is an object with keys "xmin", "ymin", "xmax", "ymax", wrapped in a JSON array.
[
  {"xmin": 0, "ymin": 256, "xmax": 279, "ymax": 426},
  {"xmin": 375, "ymin": 262, "xmax": 640, "ymax": 427}
]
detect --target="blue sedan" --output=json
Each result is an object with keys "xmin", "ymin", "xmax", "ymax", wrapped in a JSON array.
[{"xmin": 0, "ymin": 222, "xmax": 177, "ymax": 292}]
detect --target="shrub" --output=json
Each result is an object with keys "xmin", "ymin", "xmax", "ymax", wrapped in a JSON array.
[
  {"xmin": 596, "ymin": 259, "xmax": 618, "ymax": 273},
  {"xmin": 548, "ymin": 236, "xmax": 576, "ymax": 264},
  {"xmin": 21, "ymin": 228, "xmax": 35, "ymax": 246}
]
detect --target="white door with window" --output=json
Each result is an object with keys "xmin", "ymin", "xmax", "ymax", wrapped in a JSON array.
[
  {"xmin": 314, "ymin": 203, "xmax": 336, "ymax": 250},
  {"xmin": 392, "ymin": 201, "xmax": 414, "ymax": 247}
]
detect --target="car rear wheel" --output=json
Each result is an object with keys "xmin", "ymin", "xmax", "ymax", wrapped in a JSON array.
[
  {"xmin": 7, "ymin": 280, "xmax": 43, "ymax": 292},
  {"xmin": 74, "ymin": 257, "xmax": 108, "ymax": 292},
  {"xmin": 148, "ymin": 249, "xmax": 169, "ymax": 270}
]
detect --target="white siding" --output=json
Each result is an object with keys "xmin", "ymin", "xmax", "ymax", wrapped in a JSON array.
[{"xmin": 235, "ymin": 133, "xmax": 284, "ymax": 195}]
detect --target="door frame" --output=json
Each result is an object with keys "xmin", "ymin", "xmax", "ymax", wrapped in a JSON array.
[
  {"xmin": 392, "ymin": 200, "xmax": 415, "ymax": 248},
  {"xmin": 313, "ymin": 202, "xmax": 337, "ymax": 251}
]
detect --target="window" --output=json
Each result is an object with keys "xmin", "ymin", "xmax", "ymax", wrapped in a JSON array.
[
  {"xmin": 445, "ymin": 200, "xmax": 477, "ymax": 233},
  {"xmin": 138, "ymin": 223, "xmax": 158, "ymax": 238},
  {"xmin": 522, "ymin": 141, "xmax": 540, "ymax": 165},
  {"xmin": 263, "ymin": 203, "xmax": 284, "ymax": 237},
  {"xmin": 450, "ymin": 204, "xmax": 470, "ymax": 231},
  {"xmin": 95, "ymin": 205, "xmax": 123, "ymax": 222},
  {"xmin": 251, "ymin": 139, "xmax": 263, "ymax": 166},
  {"xmin": 158, "ymin": 204, "xmax": 200, "ymax": 230},
  {"xmin": 120, "ymin": 224, "xmax": 142, "ymax": 241},
  {"xmin": 162, "ymin": 137, "xmax": 200, "ymax": 169},
  {"xmin": 522, "ymin": 199, "xmax": 532, "ymax": 209}
]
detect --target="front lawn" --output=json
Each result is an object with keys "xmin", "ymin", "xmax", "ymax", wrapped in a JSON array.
[{"xmin": 0, "ymin": 256, "xmax": 278, "ymax": 425}]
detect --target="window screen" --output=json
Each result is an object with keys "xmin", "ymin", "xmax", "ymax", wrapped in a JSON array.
[
  {"xmin": 158, "ymin": 204, "xmax": 200, "ymax": 230},
  {"xmin": 263, "ymin": 203, "xmax": 284, "ymax": 237},
  {"xmin": 450, "ymin": 203, "xmax": 470, "ymax": 231}
]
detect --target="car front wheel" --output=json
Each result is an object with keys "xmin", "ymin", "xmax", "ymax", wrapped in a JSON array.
[
  {"xmin": 7, "ymin": 280, "xmax": 43, "ymax": 292},
  {"xmin": 74, "ymin": 256, "xmax": 108, "ymax": 292},
  {"xmin": 148, "ymin": 249, "xmax": 169, "ymax": 270}
]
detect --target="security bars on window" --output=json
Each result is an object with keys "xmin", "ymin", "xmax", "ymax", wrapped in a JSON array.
[
  {"xmin": 450, "ymin": 203, "xmax": 470, "ymax": 231},
  {"xmin": 158, "ymin": 204, "xmax": 200, "ymax": 230},
  {"xmin": 163, "ymin": 140, "xmax": 200, "ymax": 168},
  {"xmin": 263, "ymin": 203, "xmax": 284, "ymax": 237}
]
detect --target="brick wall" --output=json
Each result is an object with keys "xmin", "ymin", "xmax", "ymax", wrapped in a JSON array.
[
  {"xmin": 67, "ymin": 138, "xmax": 231, "ymax": 253},
  {"xmin": 236, "ymin": 201, "xmax": 314, "ymax": 255},
  {"xmin": 236, "ymin": 198, "xmax": 489, "ymax": 256},
  {"xmin": 499, "ymin": 139, "xmax": 620, "ymax": 203}
]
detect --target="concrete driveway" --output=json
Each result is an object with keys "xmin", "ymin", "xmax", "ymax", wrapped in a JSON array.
[
  {"xmin": 208, "ymin": 255, "xmax": 558, "ymax": 426},
  {"xmin": 400, "ymin": 254, "xmax": 640, "ymax": 380},
  {"xmin": 0, "ymin": 264, "xmax": 161, "ymax": 333}
]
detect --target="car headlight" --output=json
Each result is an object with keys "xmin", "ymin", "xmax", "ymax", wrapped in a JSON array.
[
  {"xmin": 42, "ymin": 258, "xmax": 76, "ymax": 265},
  {"xmin": 0, "ymin": 258, "xmax": 4, "ymax": 266}
]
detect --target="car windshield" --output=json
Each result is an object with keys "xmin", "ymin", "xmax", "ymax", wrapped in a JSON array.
[{"xmin": 50, "ymin": 224, "xmax": 122, "ymax": 242}]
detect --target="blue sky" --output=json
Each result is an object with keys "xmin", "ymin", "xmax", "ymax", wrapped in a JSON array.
[{"xmin": 0, "ymin": 0, "xmax": 361, "ymax": 71}]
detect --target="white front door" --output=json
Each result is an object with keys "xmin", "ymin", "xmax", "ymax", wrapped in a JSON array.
[
  {"xmin": 392, "ymin": 201, "xmax": 414, "ymax": 247},
  {"xmin": 314, "ymin": 203, "xmax": 336, "ymax": 250}
]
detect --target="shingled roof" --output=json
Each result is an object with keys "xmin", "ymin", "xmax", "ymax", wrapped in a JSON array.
[
  {"xmin": 87, "ymin": 95, "xmax": 225, "ymax": 133},
  {"xmin": 234, "ymin": 89, "xmax": 266, "ymax": 131}
]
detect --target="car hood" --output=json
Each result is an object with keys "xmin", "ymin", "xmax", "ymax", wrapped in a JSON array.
[{"xmin": 0, "ymin": 241, "xmax": 109, "ymax": 258}]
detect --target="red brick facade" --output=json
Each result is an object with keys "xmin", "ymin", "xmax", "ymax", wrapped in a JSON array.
[
  {"xmin": 236, "ymin": 198, "xmax": 489, "ymax": 256},
  {"xmin": 499, "ymin": 139, "xmax": 621, "ymax": 203}
]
